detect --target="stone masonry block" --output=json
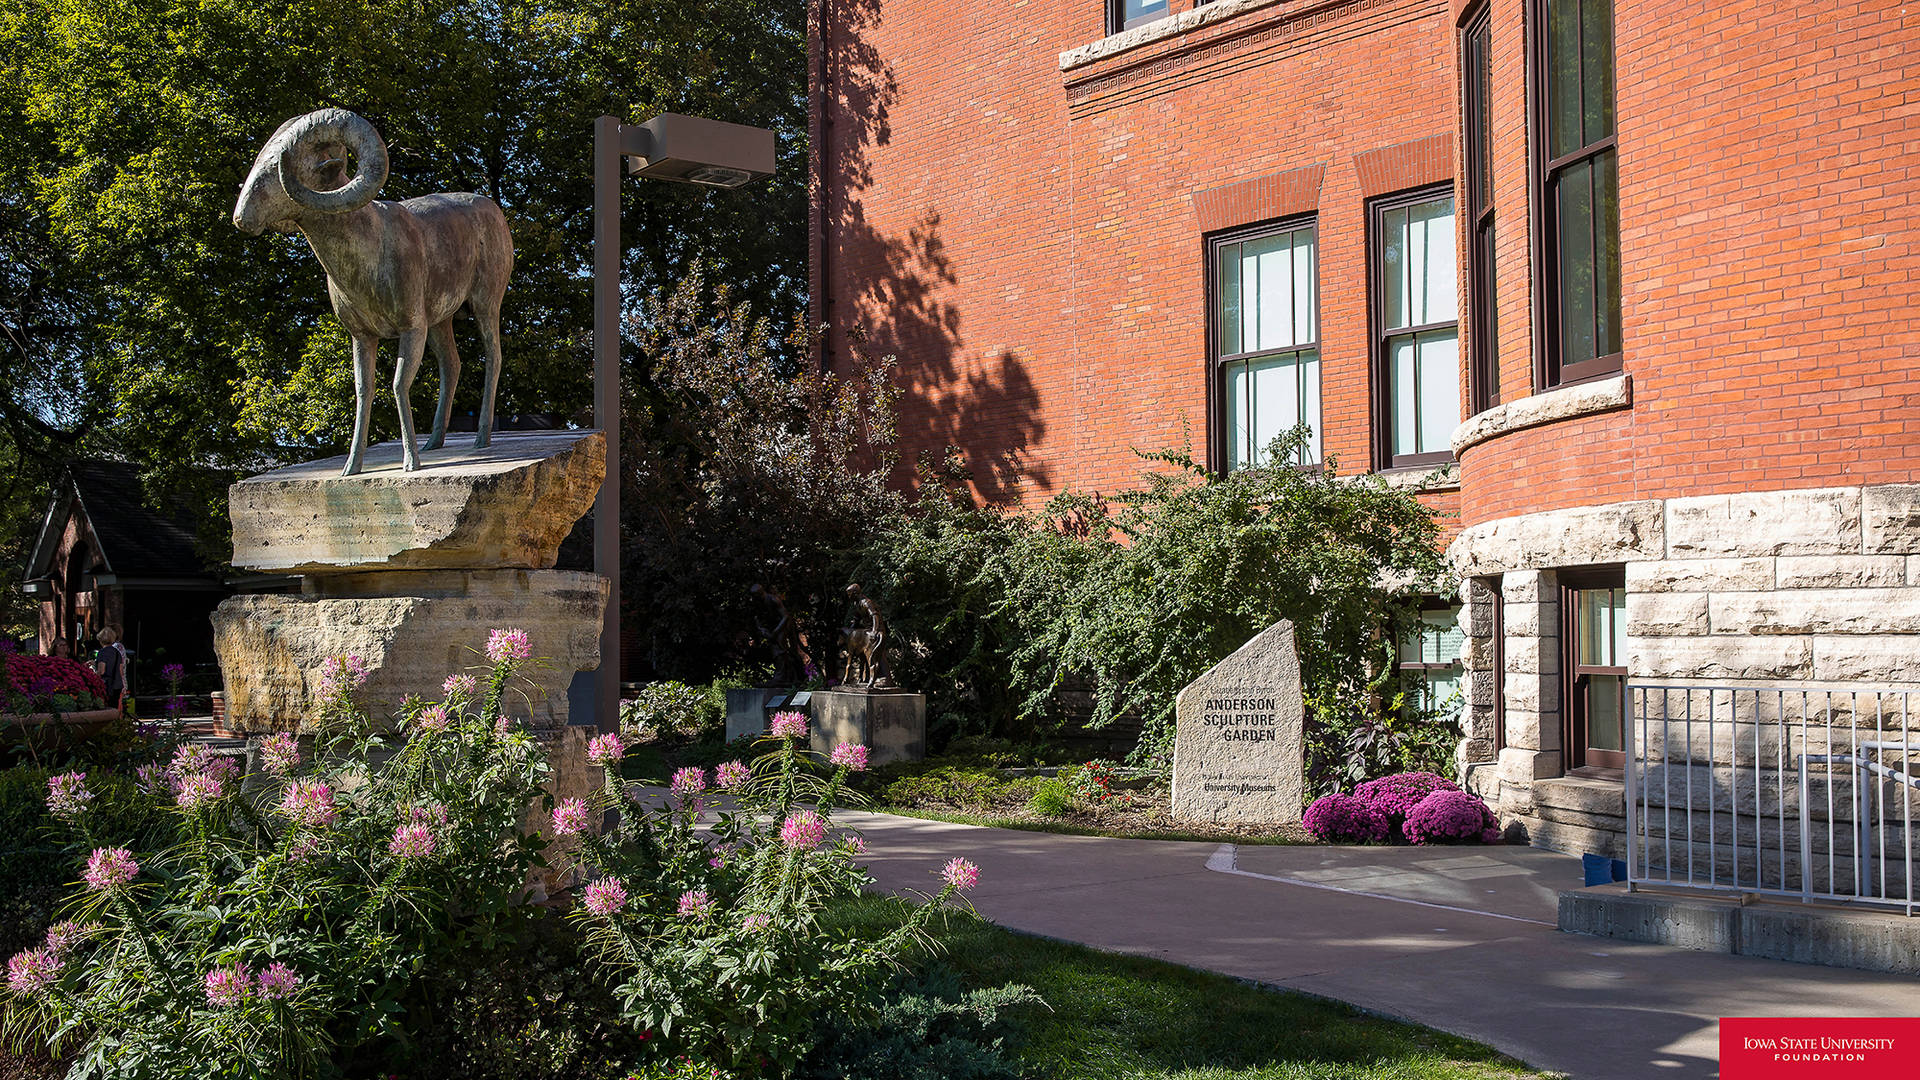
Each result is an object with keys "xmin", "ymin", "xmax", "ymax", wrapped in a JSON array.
[
  {"xmin": 1811, "ymin": 636, "xmax": 1920, "ymax": 683},
  {"xmin": 1865, "ymin": 485, "xmax": 1920, "ymax": 555},
  {"xmin": 1665, "ymin": 487, "xmax": 1861, "ymax": 558},
  {"xmin": 1775, "ymin": 555, "xmax": 1908, "ymax": 589},
  {"xmin": 1708, "ymin": 589, "xmax": 1920, "ymax": 635},
  {"xmin": 1627, "ymin": 558, "xmax": 1775, "ymax": 594},
  {"xmin": 1631, "ymin": 635, "xmax": 1813, "ymax": 680},
  {"xmin": 1501, "ymin": 600, "xmax": 1554, "ymax": 637},
  {"xmin": 1910, "ymin": 556, "xmax": 1920, "ymax": 587},
  {"xmin": 1503, "ymin": 674, "xmax": 1561, "ymax": 715},
  {"xmin": 1499, "ymin": 746, "xmax": 1561, "ymax": 785},
  {"xmin": 1505, "ymin": 635, "xmax": 1560, "ymax": 675},
  {"xmin": 1450, "ymin": 503, "xmax": 1664, "ymax": 578},
  {"xmin": 1501, "ymin": 570, "xmax": 1553, "ymax": 604},
  {"xmin": 1499, "ymin": 706, "xmax": 1560, "ymax": 752},
  {"xmin": 1627, "ymin": 592, "xmax": 1709, "ymax": 637}
]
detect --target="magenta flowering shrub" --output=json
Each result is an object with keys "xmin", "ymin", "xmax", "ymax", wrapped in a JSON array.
[
  {"xmin": 1402, "ymin": 789, "xmax": 1501, "ymax": 845},
  {"xmin": 1353, "ymin": 771, "xmax": 1462, "ymax": 831},
  {"xmin": 1301, "ymin": 793, "xmax": 1391, "ymax": 844},
  {"xmin": 557, "ymin": 692, "xmax": 981, "ymax": 1075},
  {"xmin": 1, "ymin": 628, "xmax": 552, "ymax": 1078}
]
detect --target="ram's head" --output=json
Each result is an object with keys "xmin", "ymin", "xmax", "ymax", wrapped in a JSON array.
[{"xmin": 233, "ymin": 109, "xmax": 389, "ymax": 235}]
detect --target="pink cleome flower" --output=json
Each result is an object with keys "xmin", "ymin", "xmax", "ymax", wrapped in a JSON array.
[
  {"xmin": 6, "ymin": 948, "xmax": 60, "ymax": 997},
  {"xmin": 205, "ymin": 963, "xmax": 252, "ymax": 1008},
  {"xmin": 940, "ymin": 857, "xmax": 980, "ymax": 891},
  {"xmin": 174, "ymin": 772, "xmax": 225, "ymax": 810},
  {"xmin": 45, "ymin": 771, "xmax": 92, "ymax": 821},
  {"xmin": 485, "ymin": 628, "xmax": 532, "ymax": 664},
  {"xmin": 288, "ymin": 835, "xmax": 324, "ymax": 864},
  {"xmin": 676, "ymin": 888, "xmax": 714, "ymax": 919},
  {"xmin": 388, "ymin": 823, "xmax": 436, "ymax": 859},
  {"xmin": 42, "ymin": 921, "xmax": 94, "ymax": 959},
  {"xmin": 83, "ymin": 847, "xmax": 138, "ymax": 891},
  {"xmin": 278, "ymin": 781, "xmax": 337, "ymax": 829},
  {"xmin": 134, "ymin": 763, "xmax": 168, "ymax": 796},
  {"xmin": 550, "ymin": 797, "xmax": 590, "ymax": 836},
  {"xmin": 315, "ymin": 654, "xmax": 370, "ymax": 699},
  {"xmin": 581, "ymin": 876, "xmax": 628, "ymax": 916},
  {"xmin": 741, "ymin": 913, "xmax": 772, "ymax": 933},
  {"xmin": 586, "ymin": 732, "xmax": 625, "ymax": 767},
  {"xmin": 779, "ymin": 810, "xmax": 828, "ymax": 850},
  {"xmin": 256, "ymin": 961, "xmax": 300, "ymax": 1000},
  {"xmin": 259, "ymin": 733, "xmax": 300, "ymax": 776},
  {"xmin": 670, "ymin": 766, "xmax": 707, "ymax": 797},
  {"xmin": 830, "ymin": 743, "xmax": 870, "ymax": 772},
  {"xmin": 843, "ymin": 834, "xmax": 868, "ymax": 855},
  {"xmin": 713, "ymin": 760, "xmax": 751, "ymax": 790},
  {"xmin": 413, "ymin": 704, "xmax": 450, "ymax": 733},
  {"xmin": 768, "ymin": 711, "xmax": 808, "ymax": 740},
  {"xmin": 442, "ymin": 673, "xmax": 478, "ymax": 697}
]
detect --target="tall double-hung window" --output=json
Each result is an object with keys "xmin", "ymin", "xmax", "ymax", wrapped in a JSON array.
[
  {"xmin": 1533, "ymin": 0, "xmax": 1620, "ymax": 385},
  {"xmin": 1462, "ymin": 4, "xmax": 1498, "ymax": 412},
  {"xmin": 1212, "ymin": 221, "xmax": 1321, "ymax": 470},
  {"xmin": 1110, "ymin": 0, "xmax": 1169, "ymax": 33},
  {"xmin": 1372, "ymin": 189, "xmax": 1460, "ymax": 468}
]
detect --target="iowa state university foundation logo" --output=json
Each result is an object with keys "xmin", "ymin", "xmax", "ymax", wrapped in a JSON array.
[{"xmin": 1721, "ymin": 1018, "xmax": 1916, "ymax": 1078}]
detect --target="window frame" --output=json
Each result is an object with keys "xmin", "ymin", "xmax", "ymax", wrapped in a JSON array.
[
  {"xmin": 1527, "ymin": 0, "xmax": 1622, "ymax": 390},
  {"xmin": 1461, "ymin": 3, "xmax": 1499, "ymax": 414},
  {"xmin": 1560, "ymin": 568, "xmax": 1627, "ymax": 779},
  {"xmin": 1397, "ymin": 599, "xmax": 1466, "ymax": 726},
  {"xmin": 1484, "ymin": 576, "xmax": 1506, "ymax": 754},
  {"xmin": 1205, "ymin": 215, "xmax": 1323, "ymax": 473},
  {"xmin": 1109, "ymin": 0, "xmax": 1172, "ymax": 34},
  {"xmin": 1368, "ymin": 184, "xmax": 1461, "ymax": 471}
]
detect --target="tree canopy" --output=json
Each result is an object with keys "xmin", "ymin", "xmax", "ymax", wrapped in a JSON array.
[{"xmin": 0, "ymin": 0, "xmax": 809, "ymax": 629}]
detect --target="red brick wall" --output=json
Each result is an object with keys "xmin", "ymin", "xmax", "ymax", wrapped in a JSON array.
[
  {"xmin": 1454, "ymin": 0, "xmax": 1920, "ymax": 528},
  {"xmin": 816, "ymin": 0, "xmax": 1460, "ymax": 525}
]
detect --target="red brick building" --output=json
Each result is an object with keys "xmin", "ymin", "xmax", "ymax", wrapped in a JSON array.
[{"xmin": 811, "ymin": 0, "xmax": 1920, "ymax": 853}]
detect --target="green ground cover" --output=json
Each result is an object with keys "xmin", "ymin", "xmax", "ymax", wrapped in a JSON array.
[{"xmin": 834, "ymin": 898, "xmax": 1547, "ymax": 1080}]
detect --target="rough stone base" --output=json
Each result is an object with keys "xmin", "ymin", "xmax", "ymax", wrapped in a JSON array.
[
  {"xmin": 525, "ymin": 725, "xmax": 603, "ymax": 899},
  {"xmin": 213, "ymin": 569, "xmax": 606, "ymax": 732},
  {"xmin": 1560, "ymin": 883, "xmax": 1920, "ymax": 975},
  {"xmin": 725, "ymin": 687, "xmax": 780, "ymax": 742},
  {"xmin": 810, "ymin": 689, "xmax": 926, "ymax": 766}
]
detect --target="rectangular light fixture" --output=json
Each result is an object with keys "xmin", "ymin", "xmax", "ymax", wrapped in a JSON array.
[{"xmin": 622, "ymin": 113, "xmax": 776, "ymax": 188}]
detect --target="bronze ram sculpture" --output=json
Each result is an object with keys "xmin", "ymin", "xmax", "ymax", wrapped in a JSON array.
[{"xmin": 233, "ymin": 109, "xmax": 513, "ymax": 475}]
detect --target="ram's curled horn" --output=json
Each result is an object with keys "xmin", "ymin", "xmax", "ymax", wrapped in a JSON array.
[{"xmin": 277, "ymin": 108, "xmax": 389, "ymax": 213}]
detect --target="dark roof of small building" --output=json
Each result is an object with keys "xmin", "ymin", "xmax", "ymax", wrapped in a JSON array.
[{"xmin": 26, "ymin": 460, "xmax": 218, "ymax": 580}]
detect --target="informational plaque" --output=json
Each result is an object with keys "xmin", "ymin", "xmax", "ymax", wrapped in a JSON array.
[{"xmin": 1169, "ymin": 620, "xmax": 1305, "ymax": 824}]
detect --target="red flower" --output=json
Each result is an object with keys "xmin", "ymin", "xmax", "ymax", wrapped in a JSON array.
[{"xmin": 4, "ymin": 656, "xmax": 107, "ymax": 703}]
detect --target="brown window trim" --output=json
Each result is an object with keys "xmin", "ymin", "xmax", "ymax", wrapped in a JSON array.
[
  {"xmin": 1560, "ymin": 567, "xmax": 1626, "ymax": 780},
  {"xmin": 1485, "ymin": 576, "xmax": 1506, "ymax": 754},
  {"xmin": 1460, "ymin": 2, "xmax": 1498, "ymax": 414},
  {"xmin": 1368, "ymin": 184, "xmax": 1459, "ymax": 472},
  {"xmin": 1205, "ymin": 214, "xmax": 1322, "ymax": 474},
  {"xmin": 1526, "ymin": 0, "xmax": 1623, "ymax": 393},
  {"xmin": 1109, "ymin": 0, "xmax": 1172, "ymax": 35}
]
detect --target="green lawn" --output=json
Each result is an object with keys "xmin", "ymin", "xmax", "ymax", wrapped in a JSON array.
[
  {"xmin": 866, "ymin": 804, "xmax": 1313, "ymax": 846},
  {"xmin": 835, "ymin": 897, "xmax": 1547, "ymax": 1080}
]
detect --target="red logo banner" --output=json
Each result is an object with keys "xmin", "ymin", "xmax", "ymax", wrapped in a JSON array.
[{"xmin": 1721, "ymin": 1018, "xmax": 1919, "ymax": 1079}]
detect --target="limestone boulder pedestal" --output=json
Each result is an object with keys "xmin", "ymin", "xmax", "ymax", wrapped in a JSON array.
[{"xmin": 809, "ymin": 689, "xmax": 926, "ymax": 766}]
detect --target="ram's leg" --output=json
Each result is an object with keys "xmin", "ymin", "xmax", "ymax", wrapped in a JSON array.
[
  {"xmin": 393, "ymin": 327, "xmax": 428, "ymax": 471},
  {"xmin": 424, "ymin": 320, "xmax": 459, "ymax": 452},
  {"xmin": 472, "ymin": 293, "xmax": 504, "ymax": 448},
  {"xmin": 343, "ymin": 335, "xmax": 379, "ymax": 476}
]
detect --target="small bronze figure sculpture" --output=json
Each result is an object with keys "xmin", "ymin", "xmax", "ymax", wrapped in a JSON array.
[
  {"xmin": 233, "ymin": 109, "xmax": 514, "ymax": 475},
  {"xmin": 837, "ymin": 582, "xmax": 894, "ymax": 690},
  {"xmin": 749, "ymin": 583, "xmax": 807, "ymax": 686}
]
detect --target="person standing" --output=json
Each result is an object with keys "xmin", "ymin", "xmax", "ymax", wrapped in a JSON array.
[{"xmin": 94, "ymin": 626, "xmax": 131, "ymax": 714}]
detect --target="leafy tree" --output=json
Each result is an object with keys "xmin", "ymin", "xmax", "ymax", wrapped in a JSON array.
[{"xmin": 0, "ymin": 0, "xmax": 808, "ymax": 581}]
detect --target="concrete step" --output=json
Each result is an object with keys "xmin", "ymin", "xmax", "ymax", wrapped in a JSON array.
[{"xmin": 1560, "ymin": 882, "xmax": 1920, "ymax": 976}]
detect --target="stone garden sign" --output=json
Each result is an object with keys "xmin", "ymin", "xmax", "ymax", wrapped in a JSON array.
[{"xmin": 1169, "ymin": 619, "xmax": 1305, "ymax": 825}]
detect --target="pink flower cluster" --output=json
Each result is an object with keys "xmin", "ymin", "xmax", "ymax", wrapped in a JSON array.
[
  {"xmin": 45, "ymin": 771, "xmax": 92, "ymax": 820},
  {"xmin": 203, "ymin": 959, "xmax": 302, "ymax": 1007},
  {"xmin": 259, "ymin": 732, "xmax": 300, "ymax": 776},
  {"xmin": 714, "ymin": 760, "xmax": 751, "ymax": 789},
  {"xmin": 175, "ymin": 772, "xmax": 225, "ymax": 810},
  {"xmin": 485, "ymin": 627, "xmax": 532, "ymax": 664},
  {"xmin": 582, "ymin": 876, "xmax": 628, "ymax": 916},
  {"xmin": 257, "ymin": 961, "xmax": 301, "ymax": 1000},
  {"xmin": 1302, "ymin": 793, "xmax": 1390, "ymax": 844},
  {"xmin": 940, "ymin": 857, "xmax": 980, "ymax": 891},
  {"xmin": 586, "ymin": 732, "xmax": 625, "ymax": 767},
  {"xmin": 551, "ymin": 797, "xmax": 590, "ymax": 836},
  {"xmin": 1402, "ymin": 789, "xmax": 1501, "ymax": 846},
  {"xmin": 413, "ymin": 704, "xmax": 450, "ymax": 733},
  {"xmin": 162, "ymin": 744, "xmax": 240, "ymax": 808},
  {"xmin": 84, "ymin": 847, "xmax": 138, "ymax": 891},
  {"xmin": 741, "ymin": 913, "xmax": 772, "ymax": 933},
  {"xmin": 443, "ymin": 673, "xmax": 478, "ymax": 698},
  {"xmin": 676, "ymin": 888, "xmax": 714, "ymax": 919},
  {"xmin": 830, "ymin": 743, "xmax": 870, "ymax": 771},
  {"xmin": 315, "ymin": 654, "xmax": 370, "ymax": 701},
  {"xmin": 42, "ymin": 921, "xmax": 93, "ymax": 957},
  {"xmin": 277, "ymin": 780, "xmax": 338, "ymax": 829},
  {"xmin": 1352, "ymin": 771, "xmax": 1462, "ymax": 830},
  {"xmin": 779, "ymin": 810, "xmax": 827, "ymax": 850},
  {"xmin": 768, "ymin": 711, "xmax": 808, "ymax": 739},
  {"xmin": 4, "ymin": 919, "xmax": 92, "ymax": 996},
  {"xmin": 388, "ymin": 823, "xmax": 436, "ymax": 859},
  {"xmin": 670, "ymin": 766, "xmax": 707, "ymax": 797}
]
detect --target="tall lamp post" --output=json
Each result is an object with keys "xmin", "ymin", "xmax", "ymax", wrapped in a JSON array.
[{"xmin": 592, "ymin": 113, "xmax": 777, "ymax": 732}]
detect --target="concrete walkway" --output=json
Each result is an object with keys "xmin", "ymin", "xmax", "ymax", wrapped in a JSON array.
[{"xmin": 845, "ymin": 810, "xmax": 1920, "ymax": 1080}]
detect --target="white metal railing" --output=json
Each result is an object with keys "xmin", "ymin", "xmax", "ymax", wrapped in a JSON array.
[{"xmin": 1626, "ymin": 685, "xmax": 1919, "ymax": 915}]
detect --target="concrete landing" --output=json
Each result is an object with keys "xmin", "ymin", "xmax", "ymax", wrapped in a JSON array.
[{"xmin": 1560, "ymin": 882, "xmax": 1920, "ymax": 975}]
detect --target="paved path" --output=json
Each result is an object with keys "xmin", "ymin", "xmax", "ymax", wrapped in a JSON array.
[{"xmin": 845, "ymin": 810, "xmax": 1920, "ymax": 1080}]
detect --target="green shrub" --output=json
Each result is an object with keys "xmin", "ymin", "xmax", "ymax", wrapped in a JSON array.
[
  {"xmin": 1025, "ymin": 778, "xmax": 1073, "ymax": 818},
  {"xmin": 0, "ymin": 765, "xmax": 163, "ymax": 959},
  {"xmin": 796, "ymin": 966, "xmax": 1038, "ymax": 1080},
  {"xmin": 619, "ymin": 681, "xmax": 725, "ymax": 743},
  {"xmin": 880, "ymin": 767, "xmax": 1036, "ymax": 814}
]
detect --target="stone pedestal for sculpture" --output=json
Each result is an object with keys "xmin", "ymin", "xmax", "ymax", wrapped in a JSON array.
[
  {"xmin": 1169, "ymin": 619, "xmax": 1306, "ymax": 825},
  {"xmin": 725, "ymin": 687, "xmax": 780, "ymax": 742},
  {"xmin": 213, "ymin": 430, "xmax": 607, "ymax": 732},
  {"xmin": 810, "ymin": 689, "xmax": 925, "ymax": 766}
]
